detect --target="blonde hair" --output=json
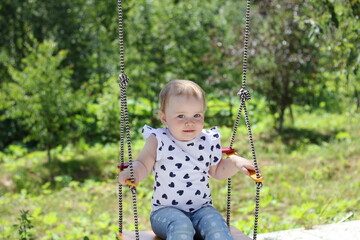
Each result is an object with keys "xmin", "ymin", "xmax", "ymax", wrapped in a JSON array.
[{"xmin": 159, "ymin": 80, "xmax": 206, "ymax": 112}]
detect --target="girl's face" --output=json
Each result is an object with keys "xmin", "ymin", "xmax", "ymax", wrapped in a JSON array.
[{"xmin": 159, "ymin": 95, "xmax": 205, "ymax": 142}]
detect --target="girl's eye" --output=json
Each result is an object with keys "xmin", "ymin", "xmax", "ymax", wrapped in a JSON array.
[
  {"xmin": 194, "ymin": 114, "xmax": 202, "ymax": 118},
  {"xmin": 177, "ymin": 114, "xmax": 185, "ymax": 119}
]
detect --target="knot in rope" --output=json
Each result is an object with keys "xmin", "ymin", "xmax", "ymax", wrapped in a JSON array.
[
  {"xmin": 119, "ymin": 73, "xmax": 129, "ymax": 88},
  {"xmin": 129, "ymin": 186, "xmax": 137, "ymax": 194},
  {"xmin": 238, "ymin": 88, "xmax": 251, "ymax": 102}
]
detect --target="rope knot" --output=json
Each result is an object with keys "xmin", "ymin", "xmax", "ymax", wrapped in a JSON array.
[
  {"xmin": 119, "ymin": 73, "xmax": 129, "ymax": 87},
  {"xmin": 237, "ymin": 88, "xmax": 251, "ymax": 102},
  {"xmin": 129, "ymin": 186, "xmax": 137, "ymax": 195}
]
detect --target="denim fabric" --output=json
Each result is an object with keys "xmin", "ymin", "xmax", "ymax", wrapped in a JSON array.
[{"xmin": 150, "ymin": 205, "xmax": 233, "ymax": 240}]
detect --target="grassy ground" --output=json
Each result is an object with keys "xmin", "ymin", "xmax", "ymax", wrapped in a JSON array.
[{"xmin": 0, "ymin": 110, "xmax": 359, "ymax": 239}]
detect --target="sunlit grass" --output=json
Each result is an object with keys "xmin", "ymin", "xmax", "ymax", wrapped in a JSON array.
[{"xmin": 0, "ymin": 110, "xmax": 359, "ymax": 239}]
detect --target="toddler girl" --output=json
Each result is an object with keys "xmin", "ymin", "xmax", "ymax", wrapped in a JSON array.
[{"xmin": 118, "ymin": 80, "xmax": 254, "ymax": 240}]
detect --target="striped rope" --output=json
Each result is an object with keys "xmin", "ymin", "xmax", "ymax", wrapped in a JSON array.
[
  {"xmin": 117, "ymin": 0, "xmax": 139, "ymax": 239},
  {"xmin": 227, "ymin": 1, "xmax": 263, "ymax": 240}
]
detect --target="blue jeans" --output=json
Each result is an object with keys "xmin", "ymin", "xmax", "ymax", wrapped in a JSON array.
[{"xmin": 150, "ymin": 205, "xmax": 233, "ymax": 240}]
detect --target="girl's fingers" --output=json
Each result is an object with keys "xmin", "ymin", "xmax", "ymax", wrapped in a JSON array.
[{"xmin": 241, "ymin": 167, "xmax": 250, "ymax": 176}]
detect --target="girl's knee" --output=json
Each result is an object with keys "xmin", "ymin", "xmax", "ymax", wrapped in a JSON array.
[
  {"xmin": 193, "ymin": 206, "xmax": 233, "ymax": 239},
  {"xmin": 151, "ymin": 207, "xmax": 195, "ymax": 240},
  {"xmin": 169, "ymin": 219, "xmax": 195, "ymax": 238}
]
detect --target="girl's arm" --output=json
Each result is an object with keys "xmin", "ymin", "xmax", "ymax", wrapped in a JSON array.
[
  {"xmin": 118, "ymin": 134, "xmax": 157, "ymax": 185},
  {"xmin": 209, "ymin": 154, "xmax": 255, "ymax": 180}
]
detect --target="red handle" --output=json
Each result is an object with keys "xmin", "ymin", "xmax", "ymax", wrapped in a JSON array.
[{"xmin": 118, "ymin": 162, "xmax": 130, "ymax": 171}]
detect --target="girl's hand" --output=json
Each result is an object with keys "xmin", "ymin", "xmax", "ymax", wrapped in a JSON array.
[
  {"xmin": 233, "ymin": 155, "xmax": 255, "ymax": 176},
  {"xmin": 118, "ymin": 169, "xmax": 138, "ymax": 186}
]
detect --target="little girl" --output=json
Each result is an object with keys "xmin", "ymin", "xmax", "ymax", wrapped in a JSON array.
[{"xmin": 118, "ymin": 80, "xmax": 254, "ymax": 240}]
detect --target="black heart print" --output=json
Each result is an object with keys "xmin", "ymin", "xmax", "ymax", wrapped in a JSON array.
[{"xmin": 177, "ymin": 190, "xmax": 184, "ymax": 196}]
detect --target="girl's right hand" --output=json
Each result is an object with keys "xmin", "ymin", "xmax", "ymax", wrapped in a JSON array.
[{"xmin": 118, "ymin": 170, "xmax": 138, "ymax": 186}]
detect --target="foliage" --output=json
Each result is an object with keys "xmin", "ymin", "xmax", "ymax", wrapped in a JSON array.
[
  {"xmin": 0, "ymin": 0, "xmax": 119, "ymax": 87},
  {"xmin": 0, "ymin": 111, "xmax": 359, "ymax": 239},
  {"xmin": 249, "ymin": 0, "xmax": 359, "ymax": 131},
  {"xmin": 0, "ymin": 0, "xmax": 358, "ymax": 149},
  {"xmin": 13, "ymin": 210, "xmax": 35, "ymax": 240},
  {"xmin": 302, "ymin": 0, "xmax": 360, "ymax": 111},
  {"xmin": 250, "ymin": 0, "xmax": 321, "ymax": 131},
  {"xmin": 1, "ymin": 40, "xmax": 77, "ymax": 162}
]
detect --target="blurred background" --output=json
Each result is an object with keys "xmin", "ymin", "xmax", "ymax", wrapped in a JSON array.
[{"xmin": 0, "ymin": 0, "xmax": 359, "ymax": 239}]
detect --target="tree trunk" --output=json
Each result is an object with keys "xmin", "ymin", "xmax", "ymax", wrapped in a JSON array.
[
  {"xmin": 47, "ymin": 145, "xmax": 52, "ymax": 164},
  {"xmin": 289, "ymin": 104, "xmax": 294, "ymax": 125},
  {"xmin": 228, "ymin": 92, "xmax": 233, "ymax": 119},
  {"xmin": 354, "ymin": 87, "xmax": 360, "ymax": 111},
  {"xmin": 278, "ymin": 106, "xmax": 286, "ymax": 133}
]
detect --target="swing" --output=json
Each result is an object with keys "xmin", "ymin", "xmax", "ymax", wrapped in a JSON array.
[
  {"xmin": 115, "ymin": 0, "xmax": 263, "ymax": 239},
  {"xmin": 118, "ymin": 226, "xmax": 252, "ymax": 240}
]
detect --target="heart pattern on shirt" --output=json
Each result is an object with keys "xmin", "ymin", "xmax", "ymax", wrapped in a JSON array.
[{"xmin": 143, "ymin": 125, "xmax": 222, "ymax": 212}]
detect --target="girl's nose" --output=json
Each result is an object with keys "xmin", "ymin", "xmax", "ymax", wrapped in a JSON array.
[{"xmin": 186, "ymin": 119, "xmax": 195, "ymax": 126}]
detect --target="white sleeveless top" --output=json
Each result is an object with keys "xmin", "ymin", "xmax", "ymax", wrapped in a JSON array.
[{"xmin": 142, "ymin": 125, "xmax": 222, "ymax": 213}]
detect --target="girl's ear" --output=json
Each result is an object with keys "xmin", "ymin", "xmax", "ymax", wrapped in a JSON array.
[{"xmin": 158, "ymin": 111, "xmax": 167, "ymax": 125}]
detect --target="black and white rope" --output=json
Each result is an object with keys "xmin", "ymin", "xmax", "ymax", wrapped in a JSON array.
[
  {"xmin": 119, "ymin": 73, "xmax": 129, "ymax": 88},
  {"xmin": 226, "ymin": 1, "xmax": 262, "ymax": 239},
  {"xmin": 243, "ymin": 102, "xmax": 262, "ymax": 240},
  {"xmin": 117, "ymin": 0, "xmax": 125, "ymax": 75},
  {"xmin": 117, "ymin": 0, "xmax": 139, "ymax": 239},
  {"xmin": 241, "ymin": 0, "xmax": 251, "ymax": 90},
  {"xmin": 226, "ymin": 177, "xmax": 232, "ymax": 227}
]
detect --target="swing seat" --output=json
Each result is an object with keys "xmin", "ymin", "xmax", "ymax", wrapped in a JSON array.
[{"xmin": 119, "ymin": 226, "xmax": 252, "ymax": 240}]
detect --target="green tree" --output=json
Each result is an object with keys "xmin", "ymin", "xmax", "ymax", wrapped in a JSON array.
[
  {"xmin": 249, "ymin": 0, "xmax": 359, "ymax": 131},
  {"xmin": 250, "ymin": 0, "xmax": 321, "ymax": 131},
  {"xmin": 2, "ymin": 40, "xmax": 77, "ymax": 162},
  {"xmin": 124, "ymin": 0, "xmax": 246, "ymax": 121},
  {"xmin": 13, "ymin": 210, "xmax": 34, "ymax": 240},
  {"xmin": 301, "ymin": 0, "xmax": 360, "ymax": 112}
]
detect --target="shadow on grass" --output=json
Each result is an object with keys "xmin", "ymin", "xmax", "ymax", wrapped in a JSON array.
[
  {"xmin": 279, "ymin": 127, "xmax": 339, "ymax": 151},
  {"xmin": 45, "ymin": 156, "xmax": 103, "ymax": 182}
]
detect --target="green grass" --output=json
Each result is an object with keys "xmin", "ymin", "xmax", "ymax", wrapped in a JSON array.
[{"xmin": 0, "ymin": 110, "xmax": 359, "ymax": 239}]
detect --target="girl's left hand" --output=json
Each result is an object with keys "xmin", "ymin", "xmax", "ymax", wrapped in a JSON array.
[{"xmin": 234, "ymin": 156, "xmax": 255, "ymax": 176}]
